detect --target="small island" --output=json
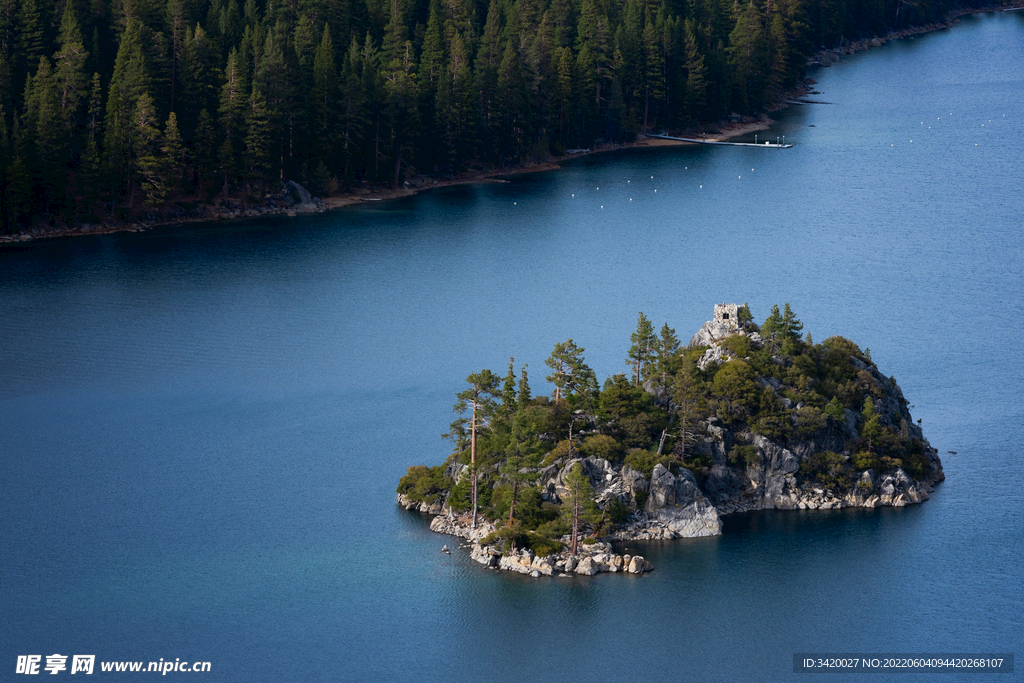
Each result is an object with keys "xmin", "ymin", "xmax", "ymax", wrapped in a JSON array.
[{"xmin": 398, "ymin": 304, "xmax": 944, "ymax": 577}]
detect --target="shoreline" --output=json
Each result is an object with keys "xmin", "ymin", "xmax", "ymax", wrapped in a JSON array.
[
  {"xmin": 3, "ymin": 3, "xmax": 1020, "ymax": 246},
  {"xmin": 0, "ymin": 117, "xmax": 773, "ymax": 245}
]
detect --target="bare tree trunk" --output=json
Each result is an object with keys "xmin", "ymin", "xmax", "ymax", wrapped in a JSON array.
[{"xmin": 471, "ymin": 399, "xmax": 478, "ymax": 528}]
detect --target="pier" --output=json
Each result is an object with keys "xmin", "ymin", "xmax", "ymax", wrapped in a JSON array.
[{"xmin": 647, "ymin": 133, "xmax": 792, "ymax": 148}]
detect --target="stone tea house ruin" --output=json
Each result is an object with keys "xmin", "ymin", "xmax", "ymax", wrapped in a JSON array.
[{"xmin": 713, "ymin": 303, "xmax": 747, "ymax": 328}]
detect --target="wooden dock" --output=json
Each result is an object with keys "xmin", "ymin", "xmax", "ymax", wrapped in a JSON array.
[{"xmin": 647, "ymin": 133, "xmax": 792, "ymax": 148}]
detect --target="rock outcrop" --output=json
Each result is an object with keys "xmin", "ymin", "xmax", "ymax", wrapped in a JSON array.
[
  {"xmin": 470, "ymin": 539, "xmax": 653, "ymax": 577},
  {"xmin": 644, "ymin": 464, "xmax": 722, "ymax": 537}
]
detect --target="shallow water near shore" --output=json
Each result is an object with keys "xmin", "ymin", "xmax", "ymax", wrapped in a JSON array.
[{"xmin": 2, "ymin": 11, "xmax": 1023, "ymax": 682}]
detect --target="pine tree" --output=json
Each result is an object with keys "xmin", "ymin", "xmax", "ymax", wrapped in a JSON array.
[
  {"xmin": 312, "ymin": 23, "xmax": 337, "ymax": 161},
  {"xmin": 132, "ymin": 92, "xmax": 162, "ymax": 208},
  {"xmin": 54, "ymin": 0, "xmax": 90, "ymax": 135},
  {"xmin": 501, "ymin": 357, "xmax": 517, "ymax": 417},
  {"xmin": 243, "ymin": 86, "xmax": 272, "ymax": 193},
  {"xmin": 160, "ymin": 111, "xmax": 185, "ymax": 200},
  {"xmin": 627, "ymin": 311, "xmax": 657, "ymax": 386},
  {"xmin": 560, "ymin": 462, "xmax": 597, "ymax": 556},
  {"xmin": 517, "ymin": 363, "xmax": 532, "ymax": 410},
  {"xmin": 546, "ymin": 339, "xmax": 594, "ymax": 403},
  {"xmin": 27, "ymin": 57, "xmax": 64, "ymax": 213},
  {"xmin": 683, "ymin": 19, "xmax": 708, "ymax": 123},
  {"xmin": 219, "ymin": 47, "xmax": 248, "ymax": 168},
  {"xmin": 105, "ymin": 18, "xmax": 151, "ymax": 199},
  {"xmin": 14, "ymin": 0, "xmax": 45, "ymax": 86},
  {"xmin": 453, "ymin": 369, "xmax": 500, "ymax": 528}
]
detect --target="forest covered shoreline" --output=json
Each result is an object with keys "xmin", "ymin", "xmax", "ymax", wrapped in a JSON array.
[
  {"xmin": 1, "ymin": 0, "xmax": 1017, "ymax": 243},
  {"xmin": 0, "ymin": 115, "xmax": 769, "ymax": 243}
]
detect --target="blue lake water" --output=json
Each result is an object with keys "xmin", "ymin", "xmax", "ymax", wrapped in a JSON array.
[{"xmin": 2, "ymin": 11, "xmax": 1023, "ymax": 681}]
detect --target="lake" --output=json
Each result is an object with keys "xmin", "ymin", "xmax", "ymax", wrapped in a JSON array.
[{"xmin": 1, "ymin": 11, "xmax": 1022, "ymax": 682}]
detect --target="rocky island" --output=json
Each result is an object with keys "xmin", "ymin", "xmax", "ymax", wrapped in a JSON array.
[{"xmin": 398, "ymin": 304, "xmax": 944, "ymax": 577}]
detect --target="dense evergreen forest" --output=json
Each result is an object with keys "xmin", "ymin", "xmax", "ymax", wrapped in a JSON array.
[{"xmin": 0, "ymin": 0, "xmax": 1005, "ymax": 231}]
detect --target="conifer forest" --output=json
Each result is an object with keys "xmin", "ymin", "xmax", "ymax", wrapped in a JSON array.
[{"xmin": 0, "ymin": 0, "xmax": 1001, "ymax": 230}]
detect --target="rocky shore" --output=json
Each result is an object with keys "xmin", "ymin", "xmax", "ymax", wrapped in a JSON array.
[{"xmin": 404, "ymin": 503, "xmax": 653, "ymax": 578}]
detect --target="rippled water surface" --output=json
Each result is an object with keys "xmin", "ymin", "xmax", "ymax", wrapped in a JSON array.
[{"xmin": 2, "ymin": 12, "xmax": 1023, "ymax": 682}]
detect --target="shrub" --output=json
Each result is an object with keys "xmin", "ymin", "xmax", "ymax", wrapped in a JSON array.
[
  {"xmin": 604, "ymin": 496, "xmax": 631, "ymax": 524},
  {"xmin": 851, "ymin": 450, "xmax": 880, "ymax": 472},
  {"xmin": 535, "ymin": 516, "xmax": 569, "ymax": 539},
  {"xmin": 799, "ymin": 451, "xmax": 851, "ymax": 491},
  {"xmin": 879, "ymin": 456, "xmax": 903, "ymax": 472},
  {"xmin": 581, "ymin": 434, "xmax": 624, "ymax": 462},
  {"xmin": 397, "ymin": 465, "xmax": 451, "ymax": 504},
  {"xmin": 541, "ymin": 439, "xmax": 573, "ymax": 467},
  {"xmin": 633, "ymin": 490, "xmax": 648, "ymax": 509},
  {"xmin": 729, "ymin": 444, "xmax": 760, "ymax": 468},
  {"xmin": 718, "ymin": 334, "xmax": 752, "ymax": 358},
  {"xmin": 823, "ymin": 396, "xmax": 846, "ymax": 421},
  {"xmin": 624, "ymin": 448, "xmax": 672, "ymax": 478},
  {"xmin": 753, "ymin": 413, "xmax": 790, "ymax": 442},
  {"xmin": 524, "ymin": 532, "xmax": 563, "ymax": 557},
  {"xmin": 793, "ymin": 406, "xmax": 827, "ymax": 437},
  {"xmin": 479, "ymin": 527, "xmax": 563, "ymax": 556}
]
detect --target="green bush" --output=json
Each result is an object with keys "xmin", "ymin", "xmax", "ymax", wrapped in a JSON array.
[
  {"xmin": 541, "ymin": 440, "xmax": 573, "ymax": 467},
  {"xmin": 851, "ymin": 450, "xmax": 880, "ymax": 472},
  {"xmin": 799, "ymin": 451, "xmax": 851, "ymax": 491},
  {"xmin": 753, "ymin": 413, "xmax": 790, "ymax": 442},
  {"xmin": 524, "ymin": 532, "xmax": 564, "ymax": 557},
  {"xmin": 718, "ymin": 334, "xmax": 752, "ymax": 358},
  {"xmin": 633, "ymin": 490, "xmax": 648, "ymax": 509},
  {"xmin": 581, "ymin": 434, "xmax": 624, "ymax": 462},
  {"xmin": 793, "ymin": 406, "xmax": 827, "ymax": 437},
  {"xmin": 534, "ymin": 516, "xmax": 569, "ymax": 539},
  {"xmin": 448, "ymin": 476, "xmax": 492, "ymax": 512},
  {"xmin": 397, "ymin": 465, "xmax": 451, "ymax": 504},
  {"xmin": 729, "ymin": 444, "xmax": 760, "ymax": 467},
  {"xmin": 604, "ymin": 496, "xmax": 631, "ymax": 524},
  {"xmin": 479, "ymin": 527, "xmax": 563, "ymax": 556},
  {"xmin": 624, "ymin": 448, "xmax": 672, "ymax": 477}
]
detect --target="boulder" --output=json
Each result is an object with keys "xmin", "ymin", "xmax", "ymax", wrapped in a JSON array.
[
  {"xmin": 645, "ymin": 464, "xmax": 722, "ymax": 537},
  {"xmin": 627, "ymin": 556, "xmax": 652, "ymax": 574},
  {"xmin": 574, "ymin": 557, "xmax": 599, "ymax": 576}
]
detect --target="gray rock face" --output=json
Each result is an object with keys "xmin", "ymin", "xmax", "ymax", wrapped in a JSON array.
[
  {"xmin": 644, "ymin": 464, "xmax": 722, "ymax": 537},
  {"xmin": 281, "ymin": 180, "xmax": 322, "ymax": 212},
  {"xmin": 747, "ymin": 434, "xmax": 801, "ymax": 509}
]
